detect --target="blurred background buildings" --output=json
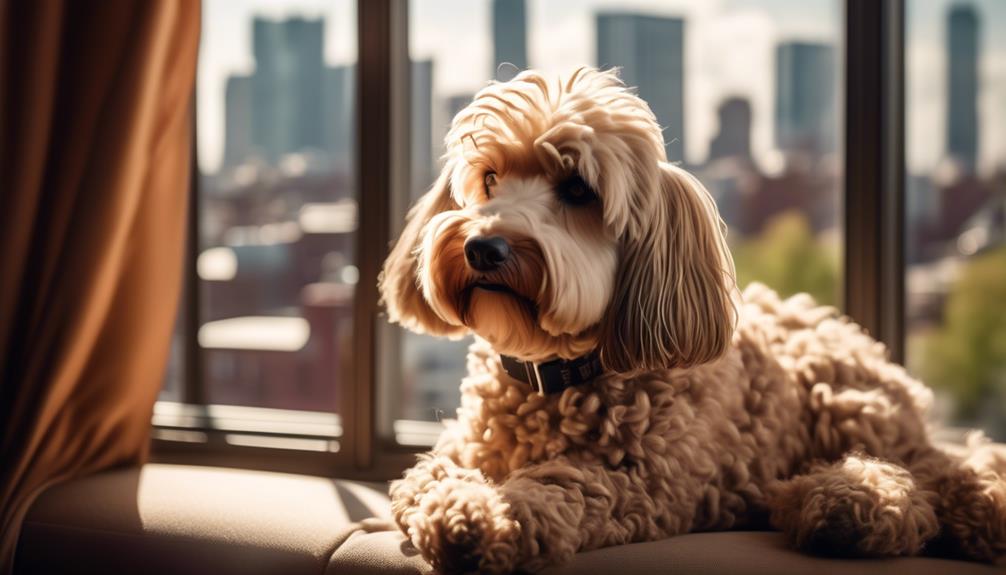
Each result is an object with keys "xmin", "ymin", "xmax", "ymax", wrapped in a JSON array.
[{"xmin": 170, "ymin": 0, "xmax": 1006, "ymax": 441}]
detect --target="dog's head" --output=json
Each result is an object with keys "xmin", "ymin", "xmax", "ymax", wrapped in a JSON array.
[{"xmin": 379, "ymin": 68, "xmax": 736, "ymax": 373}]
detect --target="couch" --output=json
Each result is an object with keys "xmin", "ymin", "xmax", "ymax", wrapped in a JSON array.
[{"xmin": 13, "ymin": 464, "xmax": 1004, "ymax": 574}]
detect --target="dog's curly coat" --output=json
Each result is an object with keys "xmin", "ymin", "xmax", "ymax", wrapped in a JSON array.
[{"xmin": 379, "ymin": 67, "xmax": 1006, "ymax": 573}]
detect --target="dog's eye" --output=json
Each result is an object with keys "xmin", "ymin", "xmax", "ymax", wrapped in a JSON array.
[
  {"xmin": 556, "ymin": 174, "xmax": 598, "ymax": 206},
  {"xmin": 483, "ymin": 172, "xmax": 498, "ymax": 198}
]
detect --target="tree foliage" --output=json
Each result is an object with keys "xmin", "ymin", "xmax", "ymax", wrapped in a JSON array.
[
  {"xmin": 732, "ymin": 211, "xmax": 840, "ymax": 306},
  {"xmin": 921, "ymin": 246, "xmax": 1006, "ymax": 422}
]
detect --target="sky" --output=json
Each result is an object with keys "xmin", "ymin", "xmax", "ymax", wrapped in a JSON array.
[{"xmin": 198, "ymin": 0, "xmax": 1006, "ymax": 176}]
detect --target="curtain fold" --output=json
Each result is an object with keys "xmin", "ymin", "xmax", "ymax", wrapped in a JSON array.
[{"xmin": 0, "ymin": 1, "xmax": 200, "ymax": 570}]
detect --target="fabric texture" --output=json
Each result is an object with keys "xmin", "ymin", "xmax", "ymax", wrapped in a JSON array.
[
  {"xmin": 0, "ymin": 1, "xmax": 199, "ymax": 571},
  {"xmin": 13, "ymin": 464, "xmax": 1003, "ymax": 575}
]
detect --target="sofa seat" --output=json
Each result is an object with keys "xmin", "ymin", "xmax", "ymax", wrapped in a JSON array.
[{"xmin": 13, "ymin": 464, "xmax": 1004, "ymax": 575}]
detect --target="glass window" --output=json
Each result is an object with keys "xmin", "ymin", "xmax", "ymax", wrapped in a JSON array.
[
  {"xmin": 159, "ymin": 303, "xmax": 186, "ymax": 403},
  {"xmin": 188, "ymin": 0, "xmax": 357, "ymax": 412},
  {"xmin": 386, "ymin": 0, "xmax": 844, "ymax": 443},
  {"xmin": 379, "ymin": 0, "xmax": 490, "ymax": 441},
  {"xmin": 905, "ymin": 0, "xmax": 1006, "ymax": 439}
]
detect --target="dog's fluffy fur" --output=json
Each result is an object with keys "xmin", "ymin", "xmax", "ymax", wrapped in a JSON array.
[{"xmin": 379, "ymin": 68, "xmax": 1006, "ymax": 573}]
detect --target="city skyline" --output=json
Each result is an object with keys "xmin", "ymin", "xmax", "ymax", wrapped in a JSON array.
[
  {"xmin": 188, "ymin": 0, "xmax": 1006, "ymax": 433},
  {"xmin": 199, "ymin": 0, "xmax": 1006, "ymax": 176},
  {"xmin": 216, "ymin": 7, "xmax": 818, "ymax": 174}
]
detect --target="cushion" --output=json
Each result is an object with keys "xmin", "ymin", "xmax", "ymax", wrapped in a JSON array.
[
  {"xmin": 15, "ymin": 464, "xmax": 390, "ymax": 575},
  {"xmin": 14, "ymin": 464, "xmax": 1003, "ymax": 575}
]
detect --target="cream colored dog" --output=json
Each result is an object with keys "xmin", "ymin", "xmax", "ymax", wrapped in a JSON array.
[{"xmin": 379, "ymin": 67, "xmax": 1006, "ymax": 574}]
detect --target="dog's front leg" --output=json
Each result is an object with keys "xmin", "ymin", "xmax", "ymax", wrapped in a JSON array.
[
  {"xmin": 495, "ymin": 457, "xmax": 683, "ymax": 573},
  {"xmin": 391, "ymin": 454, "xmax": 521, "ymax": 574},
  {"xmin": 394, "ymin": 454, "xmax": 682, "ymax": 574}
]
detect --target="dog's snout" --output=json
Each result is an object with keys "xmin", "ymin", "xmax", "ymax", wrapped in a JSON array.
[{"xmin": 464, "ymin": 236, "xmax": 510, "ymax": 272}]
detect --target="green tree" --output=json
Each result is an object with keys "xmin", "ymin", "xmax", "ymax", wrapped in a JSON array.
[
  {"xmin": 921, "ymin": 246, "xmax": 1006, "ymax": 422},
  {"xmin": 732, "ymin": 211, "xmax": 840, "ymax": 306}
]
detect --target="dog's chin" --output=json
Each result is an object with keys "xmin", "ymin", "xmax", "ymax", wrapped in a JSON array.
[
  {"xmin": 459, "ymin": 286, "xmax": 598, "ymax": 362},
  {"xmin": 464, "ymin": 286, "xmax": 538, "ymax": 349},
  {"xmin": 459, "ymin": 285, "xmax": 549, "ymax": 359}
]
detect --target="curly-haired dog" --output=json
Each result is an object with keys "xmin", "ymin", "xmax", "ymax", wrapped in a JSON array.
[{"xmin": 379, "ymin": 67, "xmax": 1006, "ymax": 573}]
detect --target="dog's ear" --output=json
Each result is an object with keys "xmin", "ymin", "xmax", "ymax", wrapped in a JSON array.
[
  {"xmin": 379, "ymin": 161, "xmax": 467, "ymax": 337},
  {"xmin": 600, "ymin": 162, "xmax": 737, "ymax": 373}
]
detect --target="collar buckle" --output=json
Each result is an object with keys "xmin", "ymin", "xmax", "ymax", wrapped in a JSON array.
[{"xmin": 522, "ymin": 361, "xmax": 545, "ymax": 394}]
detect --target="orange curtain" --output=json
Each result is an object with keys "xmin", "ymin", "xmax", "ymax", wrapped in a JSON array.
[{"xmin": 0, "ymin": 1, "xmax": 200, "ymax": 570}]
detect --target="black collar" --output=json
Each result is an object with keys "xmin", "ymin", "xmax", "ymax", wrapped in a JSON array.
[{"xmin": 499, "ymin": 352, "xmax": 604, "ymax": 395}]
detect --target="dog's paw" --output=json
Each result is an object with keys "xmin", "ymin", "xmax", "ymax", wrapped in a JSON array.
[
  {"xmin": 769, "ymin": 456, "xmax": 939, "ymax": 557},
  {"xmin": 936, "ymin": 469, "xmax": 1006, "ymax": 562},
  {"xmin": 399, "ymin": 476, "xmax": 521, "ymax": 574}
]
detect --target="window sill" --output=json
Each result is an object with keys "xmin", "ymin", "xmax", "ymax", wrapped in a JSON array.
[{"xmin": 150, "ymin": 401, "xmax": 428, "ymax": 480}]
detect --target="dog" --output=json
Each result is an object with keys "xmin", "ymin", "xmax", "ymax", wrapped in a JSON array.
[{"xmin": 378, "ymin": 67, "xmax": 1006, "ymax": 574}]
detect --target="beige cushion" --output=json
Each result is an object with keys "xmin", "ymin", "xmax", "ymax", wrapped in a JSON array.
[
  {"xmin": 14, "ymin": 464, "xmax": 1003, "ymax": 575},
  {"xmin": 543, "ymin": 531, "xmax": 1004, "ymax": 575},
  {"xmin": 331, "ymin": 530, "xmax": 1004, "ymax": 575},
  {"xmin": 15, "ymin": 464, "xmax": 390, "ymax": 575}
]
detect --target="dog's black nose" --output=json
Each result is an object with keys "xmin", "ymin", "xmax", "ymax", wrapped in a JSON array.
[{"xmin": 464, "ymin": 236, "xmax": 510, "ymax": 272}]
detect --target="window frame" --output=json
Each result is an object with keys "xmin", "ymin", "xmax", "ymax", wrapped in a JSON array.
[
  {"xmin": 153, "ymin": 0, "xmax": 908, "ymax": 480},
  {"xmin": 844, "ymin": 0, "xmax": 906, "ymax": 363}
]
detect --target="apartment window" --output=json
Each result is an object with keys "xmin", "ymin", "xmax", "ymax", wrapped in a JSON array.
[
  {"xmin": 156, "ymin": 0, "xmax": 356, "ymax": 470},
  {"xmin": 385, "ymin": 0, "xmax": 844, "ymax": 442},
  {"xmin": 155, "ymin": 0, "xmax": 1005, "ymax": 477},
  {"xmin": 904, "ymin": 0, "xmax": 1006, "ymax": 438}
]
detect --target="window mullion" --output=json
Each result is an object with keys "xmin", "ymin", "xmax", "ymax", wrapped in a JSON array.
[
  {"xmin": 844, "ymin": 0, "xmax": 905, "ymax": 362},
  {"xmin": 184, "ymin": 91, "xmax": 205, "ymax": 406},
  {"xmin": 354, "ymin": 0, "xmax": 408, "ymax": 470}
]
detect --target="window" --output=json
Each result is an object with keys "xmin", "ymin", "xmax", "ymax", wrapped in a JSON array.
[
  {"xmin": 388, "ymin": 0, "xmax": 844, "ymax": 442},
  {"xmin": 193, "ymin": 0, "xmax": 356, "ymax": 413},
  {"xmin": 156, "ymin": 0, "xmax": 1005, "ymax": 476},
  {"xmin": 156, "ymin": 0, "xmax": 356, "ymax": 466},
  {"xmin": 905, "ymin": 0, "xmax": 1006, "ymax": 439}
]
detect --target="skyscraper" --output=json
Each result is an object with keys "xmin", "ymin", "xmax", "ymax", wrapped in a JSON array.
[
  {"xmin": 596, "ymin": 13, "xmax": 685, "ymax": 162},
  {"xmin": 493, "ymin": 0, "xmax": 527, "ymax": 81},
  {"xmin": 324, "ymin": 65, "xmax": 355, "ymax": 173},
  {"xmin": 223, "ymin": 75, "xmax": 253, "ymax": 168},
  {"xmin": 708, "ymin": 97, "xmax": 753, "ymax": 163},
  {"xmin": 251, "ymin": 16, "xmax": 325, "ymax": 162},
  {"xmin": 446, "ymin": 93, "xmax": 475, "ymax": 125},
  {"xmin": 775, "ymin": 42, "xmax": 836, "ymax": 154},
  {"xmin": 412, "ymin": 60, "xmax": 434, "ymax": 200},
  {"xmin": 947, "ymin": 5, "xmax": 979, "ymax": 173},
  {"xmin": 222, "ymin": 16, "xmax": 360, "ymax": 173}
]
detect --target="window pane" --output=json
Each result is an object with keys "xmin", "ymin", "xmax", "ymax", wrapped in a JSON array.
[
  {"xmin": 905, "ymin": 0, "xmax": 1006, "ymax": 439},
  {"xmin": 385, "ymin": 0, "xmax": 843, "ymax": 442},
  {"xmin": 159, "ymin": 301, "xmax": 186, "ymax": 402},
  {"xmin": 193, "ymin": 0, "xmax": 356, "ymax": 412}
]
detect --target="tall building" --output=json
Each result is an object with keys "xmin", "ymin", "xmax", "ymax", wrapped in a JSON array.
[
  {"xmin": 323, "ymin": 65, "xmax": 355, "ymax": 173},
  {"xmin": 251, "ymin": 17, "xmax": 325, "ymax": 162},
  {"xmin": 222, "ymin": 16, "xmax": 358, "ymax": 173},
  {"xmin": 775, "ymin": 42, "xmax": 836, "ymax": 154},
  {"xmin": 412, "ymin": 60, "xmax": 434, "ymax": 200},
  {"xmin": 596, "ymin": 13, "xmax": 685, "ymax": 162},
  {"xmin": 708, "ymin": 97, "xmax": 752, "ymax": 162},
  {"xmin": 223, "ymin": 75, "xmax": 253, "ymax": 168},
  {"xmin": 493, "ymin": 0, "xmax": 527, "ymax": 81},
  {"xmin": 445, "ymin": 93, "xmax": 475, "ymax": 125},
  {"xmin": 947, "ymin": 5, "xmax": 980, "ymax": 173}
]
